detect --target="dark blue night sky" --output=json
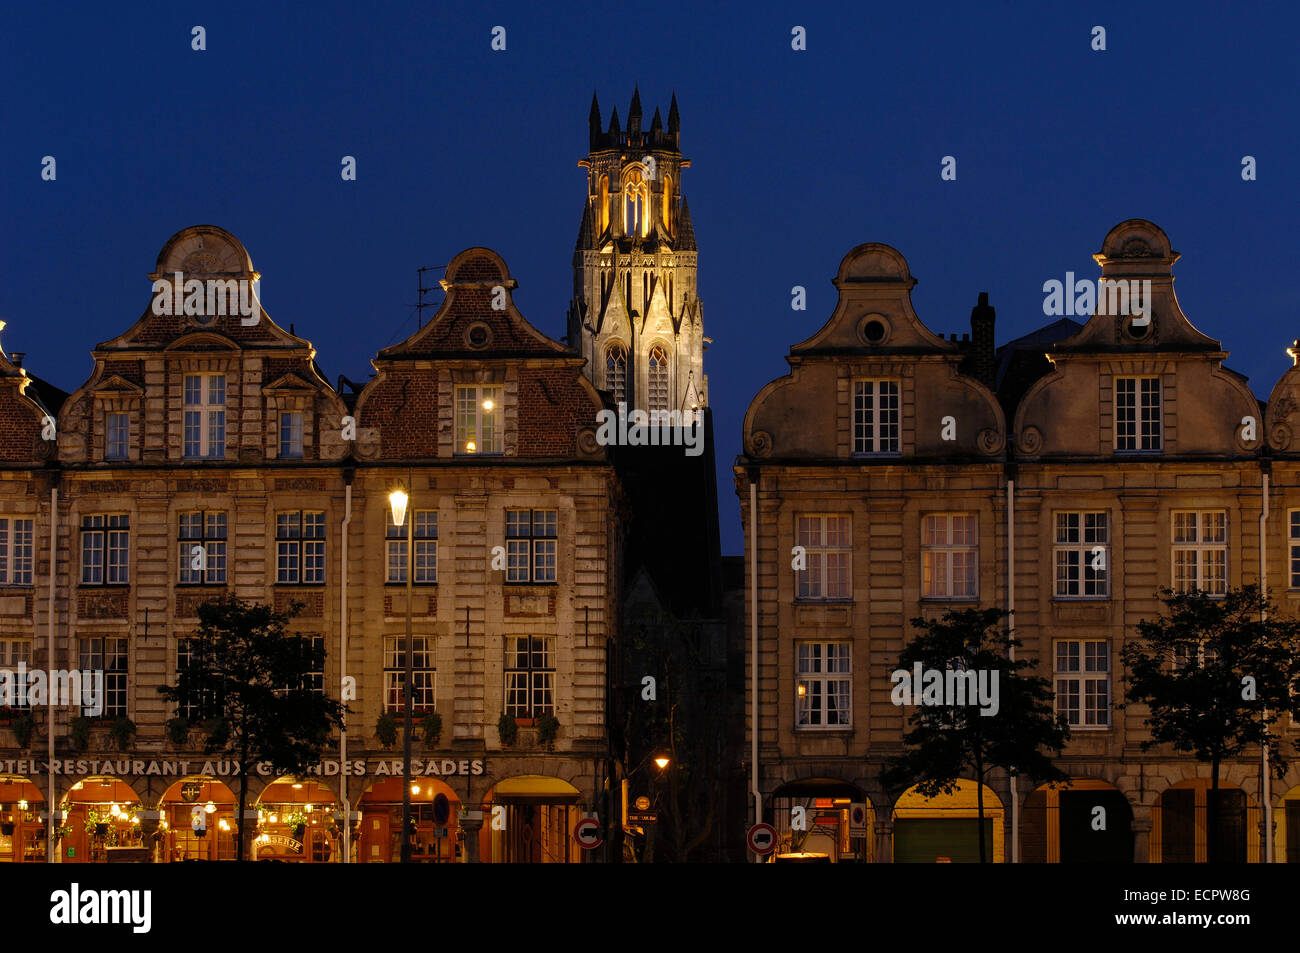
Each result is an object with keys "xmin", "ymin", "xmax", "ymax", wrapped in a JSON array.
[{"xmin": 3, "ymin": 1, "xmax": 1296, "ymax": 554}]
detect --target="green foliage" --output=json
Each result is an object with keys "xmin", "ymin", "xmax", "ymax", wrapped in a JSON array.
[
  {"xmin": 497, "ymin": 713, "xmax": 518, "ymax": 747},
  {"xmin": 882, "ymin": 607, "xmax": 1069, "ymax": 863},
  {"xmin": 68, "ymin": 716, "xmax": 92, "ymax": 751},
  {"xmin": 375, "ymin": 712, "xmax": 398, "ymax": 749},
  {"xmin": 157, "ymin": 594, "xmax": 347, "ymax": 860},
  {"xmin": 1122, "ymin": 586, "xmax": 1300, "ymax": 862},
  {"xmin": 165, "ymin": 717, "xmax": 190, "ymax": 746},
  {"xmin": 421, "ymin": 711, "xmax": 442, "ymax": 749},
  {"xmin": 536, "ymin": 712, "xmax": 559, "ymax": 749},
  {"xmin": 12, "ymin": 713, "xmax": 35, "ymax": 748},
  {"xmin": 109, "ymin": 717, "xmax": 136, "ymax": 751}
]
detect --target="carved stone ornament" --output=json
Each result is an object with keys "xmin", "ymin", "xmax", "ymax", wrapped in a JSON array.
[
  {"xmin": 1120, "ymin": 238, "xmax": 1155, "ymax": 258},
  {"xmin": 749, "ymin": 430, "xmax": 773, "ymax": 457},
  {"xmin": 977, "ymin": 428, "xmax": 1005, "ymax": 455},
  {"xmin": 1017, "ymin": 426, "xmax": 1043, "ymax": 455},
  {"xmin": 577, "ymin": 428, "xmax": 600, "ymax": 455},
  {"xmin": 1268, "ymin": 421, "xmax": 1292, "ymax": 452}
]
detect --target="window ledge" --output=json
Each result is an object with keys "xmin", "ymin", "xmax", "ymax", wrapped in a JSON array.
[
  {"xmin": 794, "ymin": 726, "xmax": 854, "ymax": 733},
  {"xmin": 384, "ymin": 582, "xmax": 438, "ymax": 587},
  {"xmin": 793, "ymin": 598, "xmax": 854, "ymax": 605}
]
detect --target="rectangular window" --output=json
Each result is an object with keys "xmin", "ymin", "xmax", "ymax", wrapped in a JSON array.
[
  {"xmin": 178, "ymin": 511, "xmax": 227, "ymax": 585},
  {"xmin": 796, "ymin": 642, "xmax": 851, "ymax": 728},
  {"xmin": 456, "ymin": 385, "xmax": 502, "ymax": 455},
  {"xmin": 1115, "ymin": 376, "xmax": 1161, "ymax": 452},
  {"xmin": 183, "ymin": 374, "xmax": 226, "ymax": 459},
  {"xmin": 1055, "ymin": 639, "xmax": 1110, "ymax": 728},
  {"xmin": 1289, "ymin": 511, "xmax": 1300, "ymax": 590},
  {"xmin": 505, "ymin": 509, "xmax": 557, "ymax": 583},
  {"xmin": 279, "ymin": 412, "xmax": 303, "ymax": 459},
  {"xmin": 0, "ymin": 518, "xmax": 35, "ymax": 586},
  {"xmin": 1172, "ymin": 510, "xmax": 1227, "ymax": 595},
  {"xmin": 106, "ymin": 413, "xmax": 130, "ymax": 461},
  {"xmin": 175, "ymin": 638, "xmax": 207, "ymax": 721},
  {"xmin": 853, "ymin": 379, "xmax": 900, "ymax": 455},
  {"xmin": 282, "ymin": 635, "xmax": 325, "ymax": 695},
  {"xmin": 80, "ymin": 637, "xmax": 128, "ymax": 717},
  {"xmin": 81, "ymin": 515, "xmax": 129, "ymax": 585},
  {"xmin": 504, "ymin": 636, "xmax": 555, "ymax": 717},
  {"xmin": 386, "ymin": 510, "xmax": 437, "ymax": 584},
  {"xmin": 383, "ymin": 636, "xmax": 436, "ymax": 713},
  {"xmin": 1054, "ymin": 512, "xmax": 1109, "ymax": 598},
  {"xmin": 0, "ymin": 639, "xmax": 33, "ymax": 708},
  {"xmin": 276, "ymin": 511, "xmax": 326, "ymax": 584},
  {"xmin": 922, "ymin": 513, "xmax": 977, "ymax": 599},
  {"xmin": 795, "ymin": 514, "xmax": 851, "ymax": 599}
]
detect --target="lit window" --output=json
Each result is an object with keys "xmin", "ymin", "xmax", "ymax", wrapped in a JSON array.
[
  {"xmin": 648, "ymin": 346, "xmax": 669, "ymax": 414},
  {"xmin": 795, "ymin": 514, "xmax": 851, "ymax": 600},
  {"xmin": 1054, "ymin": 512, "xmax": 1109, "ymax": 598},
  {"xmin": 1115, "ymin": 376, "xmax": 1161, "ymax": 452},
  {"xmin": 1055, "ymin": 639, "xmax": 1110, "ymax": 728},
  {"xmin": 606, "ymin": 344, "xmax": 627, "ymax": 405},
  {"xmin": 504, "ymin": 636, "xmax": 554, "ymax": 717},
  {"xmin": 106, "ymin": 413, "xmax": 130, "ymax": 461},
  {"xmin": 1171, "ymin": 510, "xmax": 1226, "ymax": 595},
  {"xmin": 0, "ymin": 639, "xmax": 32, "ymax": 707},
  {"xmin": 922, "ymin": 513, "xmax": 977, "ymax": 599},
  {"xmin": 505, "ymin": 509, "xmax": 557, "ymax": 583},
  {"xmin": 386, "ymin": 510, "xmax": 437, "ymax": 584},
  {"xmin": 456, "ymin": 385, "xmax": 502, "ymax": 455},
  {"xmin": 796, "ymin": 642, "xmax": 851, "ymax": 728},
  {"xmin": 178, "ymin": 511, "xmax": 227, "ymax": 584},
  {"xmin": 276, "ymin": 511, "xmax": 326, "ymax": 584},
  {"xmin": 384, "ymin": 636, "xmax": 435, "ymax": 713},
  {"xmin": 279, "ymin": 412, "xmax": 303, "ymax": 459},
  {"xmin": 81, "ymin": 514, "xmax": 129, "ymax": 585},
  {"xmin": 624, "ymin": 168, "xmax": 648, "ymax": 238},
  {"xmin": 183, "ymin": 374, "xmax": 226, "ymax": 459},
  {"xmin": 0, "ymin": 518, "xmax": 35, "ymax": 586},
  {"xmin": 853, "ymin": 380, "xmax": 900, "ymax": 455}
]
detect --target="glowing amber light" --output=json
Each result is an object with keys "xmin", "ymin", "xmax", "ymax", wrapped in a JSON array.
[
  {"xmin": 205, "ymin": 801, "xmax": 216, "ymax": 814},
  {"xmin": 654, "ymin": 756, "xmax": 670, "ymax": 770},
  {"xmin": 797, "ymin": 684, "xmax": 807, "ymax": 697},
  {"xmin": 388, "ymin": 488, "xmax": 409, "ymax": 528},
  {"xmin": 482, "ymin": 399, "xmax": 494, "ymax": 412},
  {"xmin": 465, "ymin": 441, "xmax": 477, "ymax": 453}
]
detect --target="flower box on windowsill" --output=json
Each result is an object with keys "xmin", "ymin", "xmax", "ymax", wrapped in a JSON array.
[{"xmin": 513, "ymin": 717, "xmax": 535, "ymax": 728}]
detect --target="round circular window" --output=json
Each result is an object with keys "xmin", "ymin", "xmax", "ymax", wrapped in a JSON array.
[
  {"xmin": 464, "ymin": 322, "xmax": 492, "ymax": 349},
  {"xmin": 1124, "ymin": 313, "xmax": 1153, "ymax": 341},
  {"xmin": 858, "ymin": 315, "xmax": 890, "ymax": 346}
]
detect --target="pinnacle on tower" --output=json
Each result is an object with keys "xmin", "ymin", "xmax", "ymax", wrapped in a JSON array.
[
  {"xmin": 608, "ymin": 106, "xmax": 621, "ymax": 137},
  {"xmin": 588, "ymin": 92, "xmax": 602, "ymax": 148},
  {"xmin": 667, "ymin": 92, "xmax": 679, "ymax": 134},
  {"xmin": 628, "ymin": 86, "xmax": 642, "ymax": 136},
  {"xmin": 650, "ymin": 107, "xmax": 663, "ymax": 137}
]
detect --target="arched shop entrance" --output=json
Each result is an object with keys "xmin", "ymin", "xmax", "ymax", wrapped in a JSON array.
[
  {"xmin": 768, "ymin": 778, "xmax": 872, "ymax": 862},
  {"xmin": 1022, "ymin": 779, "xmax": 1134, "ymax": 862},
  {"xmin": 0, "ymin": 775, "xmax": 45, "ymax": 863},
  {"xmin": 892, "ymin": 780, "xmax": 1004, "ymax": 863},
  {"xmin": 1280, "ymin": 784, "xmax": 1300, "ymax": 863},
  {"xmin": 1154, "ymin": 779, "xmax": 1256, "ymax": 863},
  {"xmin": 61, "ymin": 778, "xmax": 143, "ymax": 863},
  {"xmin": 357, "ymin": 777, "xmax": 460, "ymax": 863},
  {"xmin": 256, "ymin": 777, "xmax": 341, "ymax": 863},
  {"xmin": 158, "ymin": 778, "xmax": 237, "ymax": 862},
  {"xmin": 481, "ymin": 776, "xmax": 582, "ymax": 863}
]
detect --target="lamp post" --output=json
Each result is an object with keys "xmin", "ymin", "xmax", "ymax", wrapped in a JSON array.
[
  {"xmin": 389, "ymin": 479, "xmax": 414, "ymax": 864},
  {"xmin": 644, "ymin": 751, "xmax": 670, "ymax": 863}
]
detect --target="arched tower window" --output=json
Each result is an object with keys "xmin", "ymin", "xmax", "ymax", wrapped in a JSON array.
[
  {"xmin": 598, "ymin": 174, "xmax": 609, "ymax": 233},
  {"xmin": 624, "ymin": 168, "xmax": 648, "ymax": 238},
  {"xmin": 606, "ymin": 344, "xmax": 627, "ymax": 405},
  {"xmin": 662, "ymin": 173, "xmax": 672, "ymax": 234},
  {"xmin": 648, "ymin": 345, "xmax": 669, "ymax": 414}
]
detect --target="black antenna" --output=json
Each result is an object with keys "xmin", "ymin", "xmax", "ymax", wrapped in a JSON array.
[{"xmin": 416, "ymin": 266, "xmax": 443, "ymax": 329}]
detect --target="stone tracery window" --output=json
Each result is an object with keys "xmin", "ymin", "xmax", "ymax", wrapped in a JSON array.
[
  {"xmin": 605, "ymin": 343, "xmax": 627, "ymax": 405},
  {"xmin": 648, "ymin": 345, "xmax": 669, "ymax": 414}
]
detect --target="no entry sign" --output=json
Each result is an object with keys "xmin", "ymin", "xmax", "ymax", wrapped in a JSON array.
[
  {"xmin": 574, "ymin": 817, "xmax": 603, "ymax": 850},
  {"xmin": 747, "ymin": 822, "xmax": 777, "ymax": 855}
]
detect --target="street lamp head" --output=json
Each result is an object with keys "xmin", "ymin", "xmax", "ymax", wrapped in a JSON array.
[
  {"xmin": 389, "ymin": 486, "xmax": 409, "ymax": 528},
  {"xmin": 653, "ymin": 754, "xmax": 670, "ymax": 771}
]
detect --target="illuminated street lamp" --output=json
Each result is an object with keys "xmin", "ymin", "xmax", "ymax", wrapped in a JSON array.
[
  {"xmin": 389, "ymin": 478, "xmax": 415, "ymax": 863},
  {"xmin": 653, "ymin": 754, "xmax": 671, "ymax": 771}
]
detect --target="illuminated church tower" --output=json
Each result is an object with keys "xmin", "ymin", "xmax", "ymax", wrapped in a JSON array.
[{"xmin": 567, "ymin": 89, "xmax": 706, "ymax": 419}]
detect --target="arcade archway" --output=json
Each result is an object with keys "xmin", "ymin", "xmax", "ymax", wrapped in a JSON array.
[
  {"xmin": 0, "ymin": 775, "xmax": 45, "ymax": 863},
  {"xmin": 61, "ymin": 777, "xmax": 143, "ymax": 863},
  {"xmin": 157, "ymin": 778, "xmax": 237, "ymax": 862},
  {"xmin": 891, "ymin": 780, "xmax": 1004, "ymax": 863},
  {"xmin": 256, "ymin": 777, "xmax": 341, "ymax": 863},
  {"xmin": 1022, "ymin": 779, "xmax": 1133, "ymax": 862}
]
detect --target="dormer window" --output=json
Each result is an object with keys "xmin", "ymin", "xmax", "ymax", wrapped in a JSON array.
[
  {"xmin": 853, "ymin": 379, "xmax": 900, "ymax": 454},
  {"xmin": 106, "ymin": 413, "xmax": 130, "ymax": 461},
  {"xmin": 456, "ymin": 385, "xmax": 502, "ymax": 455},
  {"xmin": 1115, "ymin": 376, "xmax": 1161, "ymax": 452},
  {"xmin": 279, "ymin": 412, "xmax": 303, "ymax": 459},
  {"xmin": 184, "ymin": 373, "xmax": 226, "ymax": 459}
]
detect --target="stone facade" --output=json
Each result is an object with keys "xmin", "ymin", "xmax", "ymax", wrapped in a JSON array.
[{"xmin": 737, "ymin": 220, "xmax": 1300, "ymax": 863}]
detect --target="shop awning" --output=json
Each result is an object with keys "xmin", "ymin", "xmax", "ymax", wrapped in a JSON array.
[{"xmin": 489, "ymin": 775, "xmax": 582, "ymax": 804}]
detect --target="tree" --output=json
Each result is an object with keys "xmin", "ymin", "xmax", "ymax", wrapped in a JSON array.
[
  {"xmin": 883, "ymin": 608, "xmax": 1069, "ymax": 863},
  {"xmin": 159, "ymin": 595, "xmax": 347, "ymax": 861},
  {"xmin": 1121, "ymin": 586, "xmax": 1300, "ymax": 863}
]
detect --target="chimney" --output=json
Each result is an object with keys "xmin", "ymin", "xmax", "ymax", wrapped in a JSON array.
[
  {"xmin": 970, "ymin": 292, "xmax": 996, "ymax": 389},
  {"xmin": 11, "ymin": 352, "xmax": 24, "ymax": 369}
]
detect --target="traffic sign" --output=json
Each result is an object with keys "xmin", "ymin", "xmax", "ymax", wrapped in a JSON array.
[
  {"xmin": 574, "ymin": 817, "xmax": 603, "ymax": 849},
  {"xmin": 747, "ymin": 822, "xmax": 777, "ymax": 855},
  {"xmin": 627, "ymin": 811, "xmax": 657, "ymax": 824},
  {"xmin": 848, "ymin": 802, "xmax": 868, "ymax": 838}
]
